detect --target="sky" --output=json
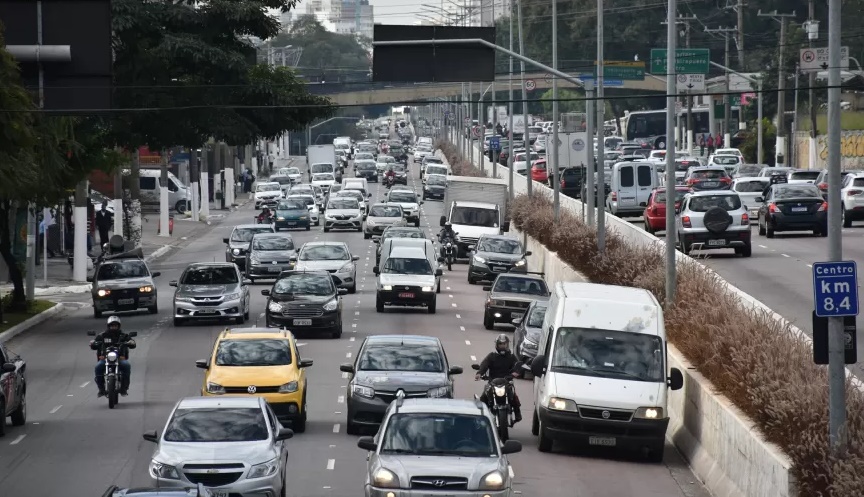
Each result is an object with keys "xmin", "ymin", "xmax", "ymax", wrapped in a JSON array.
[{"xmin": 369, "ymin": 0, "xmax": 441, "ymax": 25}]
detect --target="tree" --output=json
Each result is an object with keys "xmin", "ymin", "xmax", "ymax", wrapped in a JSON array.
[
  {"xmin": 538, "ymin": 88, "xmax": 585, "ymax": 115},
  {"xmin": 270, "ymin": 16, "xmax": 370, "ymax": 84}
]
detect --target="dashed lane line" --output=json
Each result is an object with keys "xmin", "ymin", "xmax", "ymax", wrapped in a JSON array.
[
  {"xmin": 459, "ymin": 326, "xmax": 465, "ymax": 331},
  {"xmin": 9, "ymin": 434, "xmax": 26, "ymax": 445},
  {"xmin": 350, "ymin": 336, "xmax": 356, "ymax": 341},
  {"xmin": 346, "ymin": 352, "xmax": 352, "ymax": 358},
  {"xmin": 333, "ymin": 424, "xmax": 340, "ymax": 433},
  {"xmin": 79, "ymin": 381, "xmax": 89, "ymax": 388},
  {"xmin": 49, "ymin": 405, "xmax": 63, "ymax": 414},
  {"xmin": 465, "ymin": 340, "xmax": 471, "ymax": 345},
  {"xmin": 337, "ymin": 395, "xmax": 345, "ymax": 404},
  {"xmin": 781, "ymin": 253, "xmax": 790, "ymax": 258},
  {"xmin": 470, "ymin": 355, "xmax": 477, "ymax": 361}
]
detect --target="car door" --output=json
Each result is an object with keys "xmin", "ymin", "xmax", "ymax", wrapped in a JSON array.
[
  {"xmin": 636, "ymin": 163, "xmax": 656, "ymax": 206},
  {"xmin": 614, "ymin": 163, "xmax": 636, "ymax": 211},
  {"xmin": 237, "ymin": 265, "xmax": 250, "ymax": 313},
  {"xmin": 0, "ymin": 345, "xmax": 12, "ymax": 414}
]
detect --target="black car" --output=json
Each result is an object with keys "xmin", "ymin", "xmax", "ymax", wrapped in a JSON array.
[
  {"xmin": 340, "ymin": 335, "xmax": 463, "ymax": 434},
  {"xmin": 512, "ymin": 300, "xmax": 548, "ymax": 364},
  {"xmin": 422, "ymin": 173, "xmax": 447, "ymax": 200},
  {"xmin": 262, "ymin": 270, "xmax": 346, "ymax": 338},
  {"xmin": 355, "ymin": 161, "xmax": 379, "ymax": 182},
  {"xmin": 757, "ymin": 183, "xmax": 828, "ymax": 238},
  {"xmin": 685, "ymin": 167, "xmax": 733, "ymax": 191},
  {"xmin": 223, "ymin": 224, "xmax": 276, "ymax": 267},
  {"xmin": 375, "ymin": 226, "xmax": 427, "ymax": 264},
  {"xmin": 102, "ymin": 486, "xmax": 215, "ymax": 497},
  {"xmin": 482, "ymin": 273, "xmax": 550, "ymax": 330},
  {"xmin": 245, "ymin": 233, "xmax": 297, "ymax": 282},
  {"xmin": 1, "ymin": 342, "xmax": 26, "ymax": 436},
  {"xmin": 391, "ymin": 164, "xmax": 409, "ymax": 185},
  {"xmin": 467, "ymin": 235, "xmax": 530, "ymax": 284},
  {"xmin": 560, "ymin": 167, "xmax": 585, "ymax": 198}
]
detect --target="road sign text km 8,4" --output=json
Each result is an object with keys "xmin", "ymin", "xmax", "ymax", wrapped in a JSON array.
[
  {"xmin": 650, "ymin": 48, "xmax": 710, "ymax": 75},
  {"xmin": 812, "ymin": 261, "xmax": 859, "ymax": 317}
]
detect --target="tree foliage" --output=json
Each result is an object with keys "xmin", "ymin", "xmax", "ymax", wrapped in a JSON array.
[{"xmin": 270, "ymin": 16, "xmax": 370, "ymax": 84}]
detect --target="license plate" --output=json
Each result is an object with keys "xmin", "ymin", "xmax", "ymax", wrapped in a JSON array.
[
  {"xmin": 702, "ymin": 182, "xmax": 718, "ymax": 188},
  {"xmin": 293, "ymin": 319, "xmax": 312, "ymax": 326},
  {"xmin": 197, "ymin": 310, "xmax": 218, "ymax": 315},
  {"xmin": 268, "ymin": 267, "xmax": 282, "ymax": 272},
  {"xmin": 707, "ymin": 239, "xmax": 727, "ymax": 246},
  {"xmin": 398, "ymin": 292, "xmax": 415, "ymax": 298},
  {"xmin": 791, "ymin": 206, "xmax": 808, "ymax": 212},
  {"xmin": 511, "ymin": 313, "xmax": 523, "ymax": 320},
  {"xmin": 117, "ymin": 298, "xmax": 134, "ymax": 305},
  {"xmin": 210, "ymin": 491, "xmax": 229, "ymax": 497},
  {"xmin": 588, "ymin": 436, "xmax": 617, "ymax": 446},
  {"xmin": 492, "ymin": 266, "xmax": 505, "ymax": 272},
  {"xmin": 286, "ymin": 221, "xmax": 296, "ymax": 226}
]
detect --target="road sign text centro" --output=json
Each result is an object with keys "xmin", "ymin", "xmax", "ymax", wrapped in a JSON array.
[
  {"xmin": 812, "ymin": 261, "xmax": 859, "ymax": 317},
  {"xmin": 650, "ymin": 48, "xmax": 710, "ymax": 74}
]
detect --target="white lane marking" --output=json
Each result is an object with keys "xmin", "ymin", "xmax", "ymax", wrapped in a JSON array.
[
  {"xmin": 323, "ymin": 486, "xmax": 331, "ymax": 489},
  {"xmin": 781, "ymin": 253, "xmax": 790, "ymax": 258},
  {"xmin": 806, "ymin": 264, "xmax": 813, "ymax": 268},
  {"xmin": 758, "ymin": 244, "xmax": 768, "ymax": 249},
  {"xmin": 342, "ymin": 372, "xmax": 349, "ymax": 379},
  {"xmin": 509, "ymin": 465, "xmax": 515, "ymax": 478},
  {"xmin": 296, "ymin": 343, "xmax": 307, "ymax": 348},
  {"xmin": 333, "ymin": 424, "xmax": 341, "ymax": 433},
  {"xmin": 455, "ymin": 314, "xmax": 461, "ymax": 319},
  {"xmin": 465, "ymin": 340, "xmax": 471, "ymax": 345},
  {"xmin": 449, "ymin": 294, "xmax": 453, "ymax": 298},
  {"xmin": 334, "ymin": 411, "xmax": 342, "ymax": 414},
  {"xmin": 338, "ymin": 395, "xmax": 345, "ymax": 403},
  {"xmin": 470, "ymin": 355, "xmax": 477, "ymax": 361},
  {"xmin": 9, "ymin": 434, "xmax": 26, "ymax": 445},
  {"xmin": 452, "ymin": 303, "xmax": 457, "ymax": 307},
  {"xmin": 355, "ymin": 311, "xmax": 360, "ymax": 315},
  {"xmin": 444, "ymin": 279, "xmax": 449, "ymax": 282},
  {"xmin": 80, "ymin": 381, "xmax": 89, "ymax": 388},
  {"xmin": 67, "ymin": 394, "xmax": 73, "ymax": 397},
  {"xmin": 50, "ymin": 405, "xmax": 63, "ymax": 414},
  {"xmin": 350, "ymin": 336, "xmax": 356, "ymax": 342},
  {"xmin": 460, "ymin": 326, "xmax": 465, "ymax": 331},
  {"xmin": 346, "ymin": 352, "xmax": 352, "ymax": 358},
  {"xmin": 446, "ymin": 286, "xmax": 451, "ymax": 290}
]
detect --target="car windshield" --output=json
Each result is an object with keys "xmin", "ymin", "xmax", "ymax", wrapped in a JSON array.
[
  {"xmin": 277, "ymin": 200, "xmax": 306, "ymax": 210},
  {"xmin": 477, "ymin": 238, "xmax": 522, "ymax": 254},
  {"xmin": 383, "ymin": 229, "xmax": 424, "ymax": 240},
  {"xmin": 425, "ymin": 158, "xmax": 443, "ymax": 164},
  {"xmin": 232, "ymin": 227, "xmax": 273, "ymax": 242},
  {"xmin": 313, "ymin": 174, "xmax": 335, "ymax": 181},
  {"xmin": 181, "ymin": 266, "xmax": 238, "ymax": 285},
  {"xmin": 97, "ymin": 260, "xmax": 149, "ymax": 280},
  {"xmin": 789, "ymin": 171, "xmax": 820, "ymax": 181},
  {"xmin": 675, "ymin": 161, "xmax": 696, "ymax": 172},
  {"xmin": 252, "ymin": 237, "xmax": 294, "ymax": 251},
  {"xmin": 389, "ymin": 192, "xmax": 416, "ymax": 203},
  {"xmin": 328, "ymin": 199, "xmax": 359, "ymax": 210},
  {"xmin": 492, "ymin": 277, "xmax": 547, "ymax": 295},
  {"xmin": 736, "ymin": 165, "xmax": 761, "ymax": 176},
  {"xmin": 369, "ymin": 206, "xmax": 402, "ymax": 217},
  {"xmin": 550, "ymin": 327, "xmax": 664, "ymax": 382},
  {"xmin": 311, "ymin": 164, "xmax": 333, "ymax": 173},
  {"xmin": 761, "ymin": 168, "xmax": 791, "ymax": 176},
  {"xmin": 383, "ymin": 257, "xmax": 432, "ymax": 275},
  {"xmin": 285, "ymin": 168, "xmax": 300, "ymax": 175},
  {"xmin": 392, "ymin": 165, "xmax": 406, "ymax": 172},
  {"xmin": 652, "ymin": 190, "xmax": 689, "ymax": 203},
  {"xmin": 274, "ymin": 274, "xmax": 333, "ymax": 296},
  {"xmin": 356, "ymin": 153, "xmax": 374, "ymax": 160},
  {"xmin": 774, "ymin": 185, "xmax": 822, "ymax": 199},
  {"xmin": 688, "ymin": 195, "xmax": 742, "ymax": 212},
  {"xmin": 300, "ymin": 245, "xmax": 349, "ymax": 261},
  {"xmin": 853, "ymin": 178, "xmax": 864, "ymax": 187},
  {"xmin": 338, "ymin": 191, "xmax": 364, "ymax": 201},
  {"xmin": 256, "ymin": 184, "xmax": 280, "ymax": 192},
  {"xmin": 426, "ymin": 166, "xmax": 447, "ymax": 175},
  {"xmin": 427, "ymin": 175, "xmax": 446, "ymax": 185},
  {"xmin": 288, "ymin": 196, "xmax": 314, "ymax": 206},
  {"xmin": 527, "ymin": 305, "xmax": 547, "ymax": 327},
  {"xmin": 215, "ymin": 339, "xmax": 292, "ymax": 366},
  {"xmin": 381, "ymin": 156, "xmax": 396, "ymax": 163},
  {"xmin": 379, "ymin": 413, "xmax": 497, "ymax": 457},
  {"xmin": 357, "ymin": 162, "xmax": 376, "ymax": 170},
  {"xmin": 164, "ymin": 408, "xmax": 269, "ymax": 442},
  {"xmin": 450, "ymin": 206, "xmax": 498, "ymax": 227},
  {"xmin": 358, "ymin": 343, "xmax": 443, "ymax": 372},
  {"xmin": 712, "ymin": 156, "xmax": 740, "ymax": 165},
  {"xmin": 692, "ymin": 170, "xmax": 728, "ymax": 180},
  {"xmin": 734, "ymin": 181, "xmax": 768, "ymax": 193},
  {"xmin": 270, "ymin": 176, "xmax": 292, "ymax": 186}
]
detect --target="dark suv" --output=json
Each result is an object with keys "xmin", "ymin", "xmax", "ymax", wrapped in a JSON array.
[{"xmin": 262, "ymin": 270, "xmax": 347, "ymax": 338}]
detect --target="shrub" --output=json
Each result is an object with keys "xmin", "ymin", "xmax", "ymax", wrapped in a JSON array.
[
  {"xmin": 510, "ymin": 192, "xmax": 864, "ymax": 497},
  {"xmin": 436, "ymin": 140, "xmax": 487, "ymax": 177}
]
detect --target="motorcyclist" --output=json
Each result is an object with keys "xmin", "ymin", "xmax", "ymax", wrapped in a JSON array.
[
  {"xmin": 384, "ymin": 167, "xmax": 396, "ymax": 186},
  {"xmin": 257, "ymin": 206, "xmax": 273, "ymax": 223},
  {"xmin": 475, "ymin": 334, "xmax": 522, "ymax": 422},
  {"xmin": 439, "ymin": 222, "xmax": 456, "ymax": 243},
  {"xmin": 90, "ymin": 316, "xmax": 135, "ymax": 397}
]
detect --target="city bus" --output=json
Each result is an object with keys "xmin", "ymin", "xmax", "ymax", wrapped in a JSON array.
[{"xmin": 622, "ymin": 108, "xmax": 715, "ymax": 148}]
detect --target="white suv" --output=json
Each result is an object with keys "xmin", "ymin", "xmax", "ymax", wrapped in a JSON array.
[
  {"xmin": 675, "ymin": 191, "xmax": 752, "ymax": 257},
  {"xmin": 841, "ymin": 172, "xmax": 864, "ymax": 227}
]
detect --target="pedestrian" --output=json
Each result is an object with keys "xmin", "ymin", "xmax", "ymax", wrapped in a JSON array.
[
  {"xmin": 706, "ymin": 134, "xmax": 715, "ymax": 155},
  {"xmin": 698, "ymin": 134, "xmax": 705, "ymax": 156},
  {"xmin": 716, "ymin": 132, "xmax": 723, "ymax": 148},
  {"xmin": 86, "ymin": 198, "xmax": 95, "ymax": 254},
  {"xmin": 244, "ymin": 168, "xmax": 255, "ymax": 193},
  {"xmin": 95, "ymin": 202, "xmax": 113, "ymax": 247}
]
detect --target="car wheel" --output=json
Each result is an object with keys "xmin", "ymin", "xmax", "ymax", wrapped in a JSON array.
[
  {"xmin": 305, "ymin": 225, "xmax": 310, "ymax": 231},
  {"xmin": 348, "ymin": 284, "xmax": 357, "ymax": 295},
  {"xmin": 376, "ymin": 295, "xmax": 384, "ymax": 312},
  {"xmin": 647, "ymin": 442, "xmax": 666, "ymax": 463},
  {"xmin": 235, "ymin": 314, "xmax": 245, "ymax": 324},
  {"xmin": 483, "ymin": 312, "xmax": 494, "ymax": 330},
  {"xmin": 148, "ymin": 303, "xmax": 158, "ymax": 314},
  {"xmin": 644, "ymin": 220, "xmax": 654, "ymax": 235},
  {"xmin": 94, "ymin": 308, "xmax": 102, "ymax": 318},
  {"xmin": 0, "ymin": 399, "xmax": 6, "ymax": 436},
  {"xmin": 324, "ymin": 227, "xmax": 330, "ymax": 233},
  {"xmin": 293, "ymin": 395, "xmax": 308, "ymax": 433},
  {"xmin": 10, "ymin": 391, "xmax": 26, "ymax": 426},
  {"xmin": 819, "ymin": 227, "xmax": 828, "ymax": 237},
  {"xmin": 346, "ymin": 417, "xmax": 360, "ymax": 435},
  {"xmin": 357, "ymin": 226, "xmax": 363, "ymax": 232},
  {"xmin": 173, "ymin": 317, "xmax": 184, "ymax": 326},
  {"xmin": 758, "ymin": 217, "xmax": 766, "ymax": 236},
  {"xmin": 766, "ymin": 226, "xmax": 775, "ymax": 238},
  {"xmin": 436, "ymin": 279, "xmax": 441, "ymax": 294},
  {"xmin": 537, "ymin": 418, "xmax": 553, "ymax": 452},
  {"xmin": 843, "ymin": 209, "xmax": 853, "ymax": 228},
  {"xmin": 414, "ymin": 220, "xmax": 420, "ymax": 227},
  {"xmin": 739, "ymin": 244, "xmax": 752, "ymax": 257},
  {"xmin": 364, "ymin": 232, "xmax": 371, "ymax": 239},
  {"xmin": 428, "ymin": 298, "xmax": 436, "ymax": 314}
]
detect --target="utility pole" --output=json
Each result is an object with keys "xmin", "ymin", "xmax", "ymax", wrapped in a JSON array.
[
  {"xmin": 517, "ymin": 0, "xmax": 531, "ymax": 195},
  {"xmin": 758, "ymin": 10, "xmax": 797, "ymax": 166},
  {"xmin": 662, "ymin": 14, "xmax": 697, "ymax": 154},
  {"xmin": 551, "ymin": 0, "xmax": 560, "ymax": 219},
  {"xmin": 508, "ymin": 0, "xmax": 515, "ymax": 198},
  {"xmin": 805, "ymin": 0, "xmax": 819, "ymax": 169},
  {"xmin": 490, "ymin": 0, "xmax": 497, "ymax": 137},
  {"xmin": 596, "ymin": 0, "xmax": 605, "ymax": 253},
  {"xmin": 664, "ymin": 0, "xmax": 677, "ymax": 304},
  {"xmin": 705, "ymin": 26, "xmax": 737, "ymax": 147}
]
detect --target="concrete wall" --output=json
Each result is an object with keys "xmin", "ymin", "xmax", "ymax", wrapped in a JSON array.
[{"xmin": 793, "ymin": 128, "xmax": 864, "ymax": 170}]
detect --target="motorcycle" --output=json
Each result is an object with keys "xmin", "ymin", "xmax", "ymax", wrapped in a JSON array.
[
  {"xmin": 442, "ymin": 240, "xmax": 455, "ymax": 271},
  {"xmin": 87, "ymin": 330, "xmax": 137, "ymax": 409},
  {"xmin": 256, "ymin": 211, "xmax": 274, "ymax": 224},
  {"xmin": 472, "ymin": 364, "xmax": 517, "ymax": 441},
  {"xmin": 384, "ymin": 175, "xmax": 396, "ymax": 188}
]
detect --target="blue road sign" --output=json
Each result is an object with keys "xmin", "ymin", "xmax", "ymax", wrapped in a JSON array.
[
  {"xmin": 490, "ymin": 136, "xmax": 501, "ymax": 150},
  {"xmin": 578, "ymin": 75, "xmax": 623, "ymax": 87},
  {"xmin": 813, "ymin": 261, "xmax": 859, "ymax": 317}
]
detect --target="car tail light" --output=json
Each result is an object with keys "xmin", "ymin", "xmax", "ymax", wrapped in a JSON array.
[
  {"xmin": 741, "ymin": 213, "xmax": 749, "ymax": 225},
  {"xmin": 818, "ymin": 182, "xmax": 829, "ymax": 191},
  {"xmin": 610, "ymin": 192, "xmax": 617, "ymax": 201},
  {"xmin": 848, "ymin": 189, "xmax": 864, "ymax": 196},
  {"xmin": 560, "ymin": 179, "xmax": 566, "ymax": 188},
  {"xmin": 681, "ymin": 215, "xmax": 692, "ymax": 228},
  {"xmin": 686, "ymin": 178, "xmax": 697, "ymax": 186},
  {"xmin": 769, "ymin": 203, "xmax": 779, "ymax": 213},
  {"xmin": 721, "ymin": 177, "xmax": 732, "ymax": 184},
  {"xmin": 818, "ymin": 201, "xmax": 828, "ymax": 212}
]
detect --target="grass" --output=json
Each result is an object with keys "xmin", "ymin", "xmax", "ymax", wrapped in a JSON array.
[
  {"xmin": 797, "ymin": 111, "xmax": 864, "ymax": 132},
  {"xmin": 436, "ymin": 140, "xmax": 488, "ymax": 177},
  {"xmin": 0, "ymin": 299, "xmax": 55, "ymax": 335},
  {"xmin": 507, "ymin": 192, "xmax": 864, "ymax": 496}
]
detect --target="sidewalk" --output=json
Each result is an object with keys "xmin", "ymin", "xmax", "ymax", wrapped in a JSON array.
[{"xmin": 0, "ymin": 196, "xmax": 254, "ymax": 296}]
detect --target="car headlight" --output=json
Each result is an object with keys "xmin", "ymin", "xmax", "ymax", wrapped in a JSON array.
[
  {"xmin": 249, "ymin": 255, "xmax": 261, "ymax": 264},
  {"xmin": 473, "ymin": 255, "xmax": 486, "ymax": 264},
  {"xmin": 268, "ymin": 300, "xmax": 283, "ymax": 313},
  {"xmin": 278, "ymin": 381, "xmax": 299, "ymax": 393},
  {"xmin": 339, "ymin": 262, "xmax": 353, "ymax": 272},
  {"xmin": 97, "ymin": 288, "xmax": 111, "ymax": 297},
  {"xmin": 352, "ymin": 384, "xmax": 374, "ymax": 398},
  {"xmin": 381, "ymin": 285, "xmax": 393, "ymax": 291},
  {"xmin": 326, "ymin": 214, "xmax": 336, "ymax": 220},
  {"xmin": 299, "ymin": 216, "xmax": 307, "ymax": 220},
  {"xmin": 139, "ymin": 285, "xmax": 154, "ymax": 293},
  {"xmin": 514, "ymin": 259, "xmax": 526, "ymax": 267},
  {"xmin": 372, "ymin": 468, "xmax": 399, "ymax": 488},
  {"xmin": 634, "ymin": 407, "xmax": 664, "ymax": 419},
  {"xmin": 421, "ymin": 286, "xmax": 434, "ymax": 292},
  {"xmin": 206, "ymin": 382, "xmax": 225, "ymax": 395},
  {"xmin": 479, "ymin": 471, "xmax": 505, "ymax": 490},
  {"xmin": 548, "ymin": 396, "xmax": 577, "ymax": 412},
  {"xmin": 247, "ymin": 458, "xmax": 280, "ymax": 479},
  {"xmin": 323, "ymin": 299, "xmax": 338, "ymax": 311},
  {"xmin": 523, "ymin": 336, "xmax": 538, "ymax": 349},
  {"xmin": 428, "ymin": 386, "xmax": 450, "ymax": 398},
  {"xmin": 493, "ymin": 385, "xmax": 507, "ymax": 397},
  {"xmin": 149, "ymin": 460, "xmax": 180, "ymax": 480},
  {"xmin": 224, "ymin": 292, "xmax": 241, "ymax": 301},
  {"xmin": 175, "ymin": 295, "xmax": 192, "ymax": 302},
  {"xmin": 232, "ymin": 248, "xmax": 241, "ymax": 255},
  {"xmin": 276, "ymin": 216, "xmax": 285, "ymax": 221}
]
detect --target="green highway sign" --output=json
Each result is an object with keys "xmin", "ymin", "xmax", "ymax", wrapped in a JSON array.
[
  {"xmin": 588, "ymin": 61, "xmax": 645, "ymax": 80},
  {"xmin": 650, "ymin": 48, "xmax": 710, "ymax": 74}
]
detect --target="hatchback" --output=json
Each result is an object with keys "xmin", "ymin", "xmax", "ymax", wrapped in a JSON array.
[
  {"xmin": 684, "ymin": 167, "xmax": 732, "ymax": 191},
  {"xmin": 676, "ymin": 191, "xmax": 751, "ymax": 256},
  {"xmin": 642, "ymin": 187, "xmax": 691, "ymax": 235}
]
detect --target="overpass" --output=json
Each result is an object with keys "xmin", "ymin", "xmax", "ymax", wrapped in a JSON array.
[{"xmin": 306, "ymin": 72, "xmax": 667, "ymax": 106}]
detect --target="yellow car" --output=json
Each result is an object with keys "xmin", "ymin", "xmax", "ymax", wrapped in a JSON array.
[{"xmin": 196, "ymin": 327, "xmax": 313, "ymax": 432}]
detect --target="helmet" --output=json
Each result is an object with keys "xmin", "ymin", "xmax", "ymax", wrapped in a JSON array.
[
  {"xmin": 107, "ymin": 316, "xmax": 121, "ymax": 329},
  {"xmin": 495, "ymin": 334, "xmax": 510, "ymax": 355},
  {"xmin": 445, "ymin": 222, "xmax": 452, "ymax": 228}
]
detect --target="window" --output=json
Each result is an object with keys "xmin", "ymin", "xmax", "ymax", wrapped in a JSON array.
[
  {"xmin": 382, "ymin": 257, "xmax": 432, "ymax": 275},
  {"xmin": 97, "ymin": 260, "xmax": 149, "ymax": 280},
  {"xmin": 252, "ymin": 237, "xmax": 294, "ymax": 251},
  {"xmin": 286, "ymin": 168, "xmax": 300, "ymax": 175},
  {"xmin": 139, "ymin": 177, "xmax": 157, "ymax": 190},
  {"xmin": 688, "ymin": 195, "xmax": 742, "ymax": 212},
  {"xmin": 712, "ymin": 156, "xmax": 740, "ymax": 165},
  {"xmin": 619, "ymin": 166, "xmax": 634, "ymax": 187},
  {"xmin": 550, "ymin": 327, "xmax": 664, "ymax": 382},
  {"xmin": 389, "ymin": 192, "xmax": 416, "ymax": 203},
  {"xmin": 369, "ymin": 206, "xmax": 402, "ymax": 217},
  {"xmin": 273, "ymin": 274, "xmax": 333, "ymax": 296},
  {"xmin": 231, "ymin": 227, "xmax": 273, "ymax": 242},
  {"xmin": 256, "ymin": 183, "xmax": 280, "ymax": 192},
  {"xmin": 652, "ymin": 190, "xmax": 688, "ymax": 203},
  {"xmin": 637, "ymin": 165, "xmax": 653, "ymax": 186},
  {"xmin": 692, "ymin": 169, "xmax": 728, "ymax": 180},
  {"xmin": 789, "ymin": 171, "xmax": 820, "ymax": 181},
  {"xmin": 328, "ymin": 199, "xmax": 360, "ymax": 210},
  {"xmin": 379, "ymin": 414, "xmax": 496, "ymax": 457},
  {"xmin": 300, "ymin": 245, "xmax": 349, "ymax": 261},
  {"xmin": 181, "ymin": 266, "xmax": 239, "ymax": 285},
  {"xmin": 492, "ymin": 277, "xmax": 548, "ymax": 295},
  {"xmin": 164, "ymin": 408, "xmax": 269, "ymax": 442},
  {"xmin": 311, "ymin": 164, "xmax": 334, "ymax": 174},
  {"xmin": 853, "ymin": 178, "xmax": 864, "ymax": 187},
  {"xmin": 313, "ymin": 173, "xmax": 335, "ymax": 181},
  {"xmin": 527, "ymin": 305, "xmax": 547, "ymax": 327},
  {"xmin": 734, "ymin": 181, "xmax": 768, "ymax": 193},
  {"xmin": 216, "ymin": 339, "xmax": 293, "ymax": 366},
  {"xmin": 450, "ymin": 206, "xmax": 498, "ymax": 227},
  {"xmin": 477, "ymin": 238, "xmax": 522, "ymax": 254},
  {"xmin": 773, "ymin": 185, "xmax": 822, "ymax": 199},
  {"xmin": 277, "ymin": 200, "xmax": 306, "ymax": 211},
  {"xmin": 358, "ymin": 344, "xmax": 443, "ymax": 372}
]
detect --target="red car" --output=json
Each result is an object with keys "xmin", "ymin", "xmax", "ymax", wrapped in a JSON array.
[
  {"xmin": 643, "ymin": 186, "xmax": 692, "ymax": 235},
  {"xmin": 531, "ymin": 159, "xmax": 549, "ymax": 182}
]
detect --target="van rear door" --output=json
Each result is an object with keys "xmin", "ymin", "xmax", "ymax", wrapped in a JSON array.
[
  {"xmin": 615, "ymin": 163, "xmax": 637, "ymax": 212},
  {"xmin": 636, "ymin": 163, "xmax": 656, "ymax": 206}
]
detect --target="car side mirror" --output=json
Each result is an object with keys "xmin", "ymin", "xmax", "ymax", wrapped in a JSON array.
[
  {"xmin": 511, "ymin": 319, "xmax": 521, "ymax": 326},
  {"xmin": 419, "ymin": 200, "xmax": 424, "ymax": 204},
  {"xmin": 261, "ymin": 289, "xmax": 271, "ymax": 296},
  {"xmin": 502, "ymin": 221, "xmax": 511, "ymax": 232},
  {"xmin": 530, "ymin": 355, "xmax": 547, "ymax": 377},
  {"xmin": 352, "ymin": 255, "xmax": 360, "ymax": 261},
  {"xmin": 2, "ymin": 363, "xmax": 16, "ymax": 373},
  {"xmin": 86, "ymin": 330, "xmax": 96, "ymax": 336},
  {"xmin": 340, "ymin": 363, "xmax": 355, "ymax": 373},
  {"xmin": 143, "ymin": 430, "xmax": 159, "ymax": 443},
  {"xmin": 289, "ymin": 256, "xmax": 297, "ymax": 261},
  {"xmin": 169, "ymin": 280, "xmax": 178, "ymax": 287},
  {"xmin": 439, "ymin": 216, "xmax": 446, "ymax": 226},
  {"xmin": 639, "ymin": 202, "xmax": 647, "ymax": 207},
  {"xmin": 674, "ymin": 206, "xmax": 681, "ymax": 214},
  {"xmin": 86, "ymin": 276, "xmax": 93, "ymax": 282},
  {"xmin": 448, "ymin": 365, "xmax": 463, "ymax": 375},
  {"xmin": 338, "ymin": 288, "xmax": 348, "ymax": 295},
  {"xmin": 435, "ymin": 268, "xmax": 443, "ymax": 276},
  {"xmin": 223, "ymin": 237, "xmax": 230, "ymax": 244},
  {"xmin": 471, "ymin": 363, "xmax": 480, "ymax": 371},
  {"xmin": 128, "ymin": 331, "xmax": 138, "ymax": 337},
  {"xmin": 482, "ymin": 285, "xmax": 492, "ymax": 291},
  {"xmin": 299, "ymin": 358, "xmax": 314, "ymax": 368},
  {"xmin": 276, "ymin": 428, "xmax": 294, "ymax": 441},
  {"xmin": 357, "ymin": 436, "xmax": 377, "ymax": 451},
  {"xmin": 467, "ymin": 245, "xmax": 475, "ymax": 251},
  {"xmin": 501, "ymin": 439, "xmax": 522, "ymax": 454},
  {"xmin": 755, "ymin": 196, "xmax": 764, "ymax": 203},
  {"xmin": 668, "ymin": 367, "xmax": 684, "ymax": 390},
  {"xmin": 242, "ymin": 279, "xmax": 252, "ymax": 286},
  {"xmin": 195, "ymin": 359, "xmax": 209, "ymax": 369},
  {"xmin": 373, "ymin": 266, "xmax": 380, "ymax": 274}
]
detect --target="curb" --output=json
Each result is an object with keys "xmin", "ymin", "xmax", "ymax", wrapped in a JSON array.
[{"xmin": 0, "ymin": 302, "xmax": 67, "ymax": 344}]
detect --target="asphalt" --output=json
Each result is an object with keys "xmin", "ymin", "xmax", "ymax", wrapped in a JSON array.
[{"xmin": 0, "ymin": 139, "xmax": 710, "ymax": 497}]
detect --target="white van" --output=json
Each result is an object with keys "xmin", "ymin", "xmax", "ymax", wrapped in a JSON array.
[
  {"xmin": 342, "ymin": 178, "xmax": 368, "ymax": 193},
  {"xmin": 529, "ymin": 282, "xmax": 684, "ymax": 461},
  {"xmin": 607, "ymin": 161, "xmax": 658, "ymax": 216},
  {"xmin": 136, "ymin": 169, "xmax": 191, "ymax": 213},
  {"xmin": 378, "ymin": 238, "xmax": 443, "ymax": 293}
]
